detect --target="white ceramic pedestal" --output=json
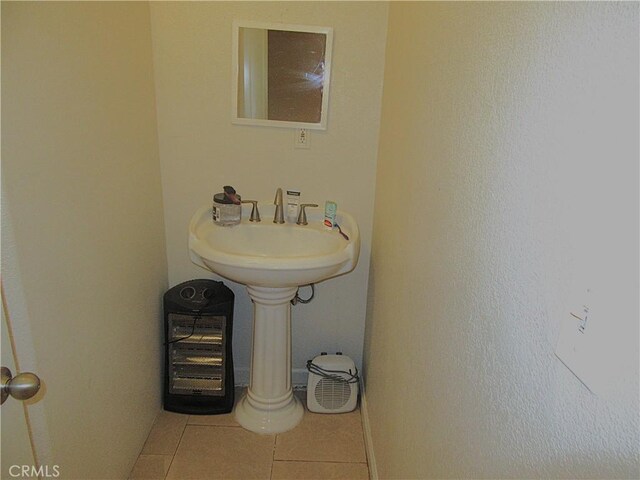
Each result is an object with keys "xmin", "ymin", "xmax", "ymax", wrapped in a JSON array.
[{"xmin": 235, "ymin": 285, "xmax": 304, "ymax": 434}]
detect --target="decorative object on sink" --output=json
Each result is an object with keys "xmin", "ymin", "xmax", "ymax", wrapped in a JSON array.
[
  {"xmin": 231, "ymin": 21, "xmax": 334, "ymax": 130},
  {"xmin": 189, "ymin": 189, "xmax": 360, "ymax": 434},
  {"xmin": 212, "ymin": 186, "xmax": 242, "ymax": 226}
]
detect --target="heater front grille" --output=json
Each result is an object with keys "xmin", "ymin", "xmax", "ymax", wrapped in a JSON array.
[
  {"xmin": 171, "ymin": 377, "xmax": 223, "ymax": 395},
  {"xmin": 168, "ymin": 313, "xmax": 226, "ymax": 397},
  {"xmin": 306, "ymin": 354, "xmax": 358, "ymax": 414},
  {"xmin": 172, "ymin": 354, "xmax": 223, "ymax": 366},
  {"xmin": 314, "ymin": 377, "xmax": 351, "ymax": 410}
]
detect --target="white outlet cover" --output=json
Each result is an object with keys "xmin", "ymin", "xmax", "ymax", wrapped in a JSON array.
[{"xmin": 294, "ymin": 128, "xmax": 310, "ymax": 149}]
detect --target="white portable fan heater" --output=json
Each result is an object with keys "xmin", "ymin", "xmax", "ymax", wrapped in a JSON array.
[{"xmin": 306, "ymin": 353, "xmax": 359, "ymax": 413}]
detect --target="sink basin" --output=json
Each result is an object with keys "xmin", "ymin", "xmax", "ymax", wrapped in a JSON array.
[{"xmin": 189, "ymin": 204, "xmax": 360, "ymax": 287}]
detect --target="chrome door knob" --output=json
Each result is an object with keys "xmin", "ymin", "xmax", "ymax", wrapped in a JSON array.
[{"xmin": 1, "ymin": 366, "xmax": 41, "ymax": 405}]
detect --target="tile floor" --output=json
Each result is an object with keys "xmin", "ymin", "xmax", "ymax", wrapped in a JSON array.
[{"xmin": 129, "ymin": 389, "xmax": 370, "ymax": 480}]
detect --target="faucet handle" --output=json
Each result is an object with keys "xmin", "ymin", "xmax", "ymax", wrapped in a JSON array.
[
  {"xmin": 297, "ymin": 204, "xmax": 319, "ymax": 225},
  {"xmin": 241, "ymin": 200, "xmax": 261, "ymax": 222}
]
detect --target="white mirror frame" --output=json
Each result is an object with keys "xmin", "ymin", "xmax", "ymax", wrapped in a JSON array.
[{"xmin": 231, "ymin": 20, "xmax": 334, "ymax": 130}]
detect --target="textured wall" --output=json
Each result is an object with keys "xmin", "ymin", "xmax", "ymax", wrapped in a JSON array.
[
  {"xmin": 149, "ymin": 2, "xmax": 388, "ymax": 381},
  {"xmin": 2, "ymin": 3, "xmax": 167, "ymax": 478},
  {"xmin": 365, "ymin": 2, "xmax": 639, "ymax": 478}
]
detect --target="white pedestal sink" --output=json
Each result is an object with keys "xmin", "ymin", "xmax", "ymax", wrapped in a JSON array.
[{"xmin": 189, "ymin": 203, "xmax": 360, "ymax": 434}]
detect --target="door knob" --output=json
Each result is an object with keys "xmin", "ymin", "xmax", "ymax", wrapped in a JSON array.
[{"xmin": 1, "ymin": 366, "xmax": 41, "ymax": 405}]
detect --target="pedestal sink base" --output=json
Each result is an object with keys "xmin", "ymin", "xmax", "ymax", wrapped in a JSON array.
[
  {"xmin": 235, "ymin": 391, "xmax": 304, "ymax": 434},
  {"xmin": 234, "ymin": 285, "xmax": 303, "ymax": 434}
]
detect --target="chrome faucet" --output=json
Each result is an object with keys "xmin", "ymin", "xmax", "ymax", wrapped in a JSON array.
[{"xmin": 273, "ymin": 188, "xmax": 285, "ymax": 224}]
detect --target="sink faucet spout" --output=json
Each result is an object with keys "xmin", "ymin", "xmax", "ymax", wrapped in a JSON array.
[{"xmin": 273, "ymin": 188, "xmax": 285, "ymax": 224}]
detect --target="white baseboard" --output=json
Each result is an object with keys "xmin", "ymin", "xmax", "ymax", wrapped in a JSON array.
[
  {"xmin": 234, "ymin": 367, "xmax": 309, "ymax": 387},
  {"xmin": 360, "ymin": 382, "xmax": 378, "ymax": 480}
]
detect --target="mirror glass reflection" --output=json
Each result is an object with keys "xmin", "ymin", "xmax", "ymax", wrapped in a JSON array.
[{"xmin": 233, "ymin": 22, "xmax": 333, "ymax": 129}]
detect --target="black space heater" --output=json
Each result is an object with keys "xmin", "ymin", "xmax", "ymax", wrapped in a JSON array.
[{"xmin": 163, "ymin": 279, "xmax": 234, "ymax": 414}]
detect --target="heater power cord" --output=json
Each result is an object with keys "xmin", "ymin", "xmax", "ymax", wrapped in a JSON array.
[
  {"xmin": 306, "ymin": 359, "xmax": 360, "ymax": 384},
  {"xmin": 164, "ymin": 296, "xmax": 214, "ymax": 346},
  {"xmin": 165, "ymin": 314, "xmax": 201, "ymax": 345}
]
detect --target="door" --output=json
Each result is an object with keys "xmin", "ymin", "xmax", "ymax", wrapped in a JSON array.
[
  {"xmin": 1, "ymin": 192, "xmax": 48, "ymax": 479},
  {"xmin": 1, "ymin": 289, "xmax": 38, "ymax": 478}
]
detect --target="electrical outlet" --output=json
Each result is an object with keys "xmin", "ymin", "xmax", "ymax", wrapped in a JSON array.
[{"xmin": 294, "ymin": 128, "xmax": 310, "ymax": 149}]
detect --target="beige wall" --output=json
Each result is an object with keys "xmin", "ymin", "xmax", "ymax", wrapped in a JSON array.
[
  {"xmin": 365, "ymin": 2, "xmax": 639, "ymax": 479},
  {"xmin": 149, "ymin": 2, "xmax": 388, "ymax": 381},
  {"xmin": 2, "ymin": 2, "xmax": 167, "ymax": 478}
]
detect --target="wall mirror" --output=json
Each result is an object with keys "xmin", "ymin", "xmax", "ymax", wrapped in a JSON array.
[{"xmin": 232, "ymin": 21, "xmax": 333, "ymax": 130}]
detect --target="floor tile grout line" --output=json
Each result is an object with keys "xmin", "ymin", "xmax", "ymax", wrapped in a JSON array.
[
  {"xmin": 187, "ymin": 423, "xmax": 242, "ymax": 429},
  {"xmin": 162, "ymin": 418, "xmax": 189, "ymax": 480},
  {"xmin": 272, "ymin": 459, "xmax": 369, "ymax": 465},
  {"xmin": 270, "ymin": 432, "xmax": 279, "ymax": 480},
  {"xmin": 129, "ymin": 413, "xmax": 161, "ymax": 479},
  {"xmin": 186, "ymin": 423, "xmax": 243, "ymax": 428}
]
